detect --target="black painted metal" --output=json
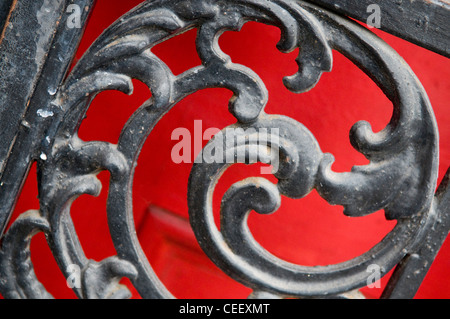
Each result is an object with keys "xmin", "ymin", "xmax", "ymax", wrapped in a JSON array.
[
  {"xmin": 0, "ymin": 0, "xmax": 96, "ymax": 237},
  {"xmin": 0, "ymin": 0, "xmax": 14, "ymax": 32},
  {"xmin": 382, "ymin": 168, "xmax": 450, "ymax": 299},
  {"xmin": 308, "ymin": 0, "xmax": 450, "ymax": 58},
  {"xmin": 0, "ymin": 0, "xmax": 448, "ymax": 299}
]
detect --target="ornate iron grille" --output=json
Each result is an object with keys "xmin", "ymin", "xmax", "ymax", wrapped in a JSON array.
[{"xmin": 0, "ymin": 0, "xmax": 448, "ymax": 299}]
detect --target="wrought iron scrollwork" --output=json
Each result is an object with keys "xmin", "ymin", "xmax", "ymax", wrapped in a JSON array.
[{"xmin": 0, "ymin": 0, "xmax": 447, "ymax": 299}]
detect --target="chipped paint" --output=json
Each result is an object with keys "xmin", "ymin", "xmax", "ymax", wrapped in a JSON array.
[{"xmin": 35, "ymin": 0, "xmax": 61, "ymax": 67}]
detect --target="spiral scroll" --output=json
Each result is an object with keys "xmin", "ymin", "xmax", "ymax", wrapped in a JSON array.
[{"xmin": 0, "ymin": 0, "xmax": 442, "ymax": 299}]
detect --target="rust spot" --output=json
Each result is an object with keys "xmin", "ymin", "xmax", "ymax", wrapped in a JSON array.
[{"xmin": 426, "ymin": 0, "xmax": 450, "ymax": 5}]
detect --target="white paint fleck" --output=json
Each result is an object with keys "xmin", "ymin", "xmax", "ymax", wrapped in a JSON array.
[
  {"xmin": 37, "ymin": 109, "xmax": 54, "ymax": 118},
  {"xmin": 21, "ymin": 120, "xmax": 31, "ymax": 128},
  {"xmin": 48, "ymin": 87, "xmax": 57, "ymax": 95}
]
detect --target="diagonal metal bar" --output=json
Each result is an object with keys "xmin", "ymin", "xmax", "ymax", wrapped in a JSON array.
[
  {"xmin": 0, "ymin": 0, "xmax": 96, "ymax": 237},
  {"xmin": 381, "ymin": 169, "xmax": 450, "ymax": 299},
  {"xmin": 305, "ymin": 0, "xmax": 450, "ymax": 57}
]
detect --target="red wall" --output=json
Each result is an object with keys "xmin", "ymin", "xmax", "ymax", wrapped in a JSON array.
[{"xmin": 5, "ymin": 0, "xmax": 449, "ymax": 299}]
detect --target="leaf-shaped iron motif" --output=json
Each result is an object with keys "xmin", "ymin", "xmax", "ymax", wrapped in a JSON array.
[{"xmin": 0, "ymin": 211, "xmax": 53, "ymax": 299}]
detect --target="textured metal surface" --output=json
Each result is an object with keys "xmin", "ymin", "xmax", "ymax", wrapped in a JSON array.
[
  {"xmin": 0, "ymin": 0, "xmax": 448, "ymax": 299},
  {"xmin": 0, "ymin": 0, "xmax": 14, "ymax": 32},
  {"xmin": 307, "ymin": 0, "xmax": 450, "ymax": 58},
  {"xmin": 0, "ymin": 0, "xmax": 95, "ymax": 236}
]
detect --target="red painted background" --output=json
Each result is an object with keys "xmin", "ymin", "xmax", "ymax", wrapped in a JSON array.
[{"xmin": 4, "ymin": 0, "xmax": 449, "ymax": 299}]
